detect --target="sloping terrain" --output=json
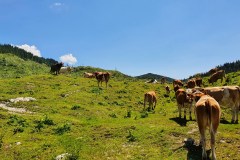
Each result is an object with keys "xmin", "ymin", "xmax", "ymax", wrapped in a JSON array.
[
  {"xmin": 0, "ymin": 53, "xmax": 50, "ymax": 78},
  {"xmin": 0, "ymin": 69, "xmax": 239, "ymax": 159}
]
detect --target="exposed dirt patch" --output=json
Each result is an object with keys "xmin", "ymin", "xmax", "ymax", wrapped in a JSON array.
[{"xmin": 0, "ymin": 97, "xmax": 36, "ymax": 113}]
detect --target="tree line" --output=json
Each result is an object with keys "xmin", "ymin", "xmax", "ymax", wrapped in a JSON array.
[
  {"xmin": 0, "ymin": 44, "xmax": 57, "ymax": 66},
  {"xmin": 188, "ymin": 60, "xmax": 240, "ymax": 79}
]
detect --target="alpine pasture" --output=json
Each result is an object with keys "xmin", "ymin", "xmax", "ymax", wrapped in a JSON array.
[{"xmin": 0, "ymin": 53, "xmax": 239, "ymax": 160}]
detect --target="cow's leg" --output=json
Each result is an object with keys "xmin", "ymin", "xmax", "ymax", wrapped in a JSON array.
[
  {"xmin": 153, "ymin": 99, "xmax": 156, "ymax": 110},
  {"xmin": 236, "ymin": 105, "xmax": 239, "ymax": 124},
  {"xmin": 105, "ymin": 81, "xmax": 108, "ymax": 88},
  {"xmin": 232, "ymin": 105, "xmax": 239, "ymax": 124},
  {"xmin": 178, "ymin": 104, "xmax": 182, "ymax": 118},
  {"xmin": 183, "ymin": 105, "xmax": 186, "ymax": 120},
  {"xmin": 200, "ymin": 132, "xmax": 207, "ymax": 160},
  {"xmin": 231, "ymin": 107, "xmax": 236, "ymax": 123},
  {"xmin": 189, "ymin": 104, "xmax": 192, "ymax": 120},
  {"xmin": 210, "ymin": 129, "xmax": 217, "ymax": 160}
]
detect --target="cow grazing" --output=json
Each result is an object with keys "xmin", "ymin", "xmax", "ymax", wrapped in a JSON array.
[
  {"xmin": 50, "ymin": 62, "xmax": 64, "ymax": 75},
  {"xmin": 195, "ymin": 94, "xmax": 221, "ymax": 160},
  {"xmin": 208, "ymin": 70, "xmax": 226, "ymax": 84},
  {"xmin": 95, "ymin": 72, "xmax": 111, "ymax": 88},
  {"xmin": 209, "ymin": 68, "xmax": 219, "ymax": 75},
  {"xmin": 175, "ymin": 89, "xmax": 193, "ymax": 120},
  {"xmin": 83, "ymin": 72, "xmax": 95, "ymax": 78},
  {"xmin": 173, "ymin": 79, "xmax": 183, "ymax": 87},
  {"xmin": 187, "ymin": 79, "xmax": 196, "ymax": 88},
  {"xmin": 144, "ymin": 91, "xmax": 157, "ymax": 111},
  {"xmin": 203, "ymin": 86, "xmax": 240, "ymax": 123},
  {"xmin": 160, "ymin": 77, "xmax": 166, "ymax": 84},
  {"xmin": 59, "ymin": 66, "xmax": 72, "ymax": 74},
  {"xmin": 165, "ymin": 85, "xmax": 170, "ymax": 94},
  {"xmin": 195, "ymin": 77, "xmax": 203, "ymax": 87}
]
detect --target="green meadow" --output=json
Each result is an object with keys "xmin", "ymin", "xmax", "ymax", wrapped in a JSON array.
[{"xmin": 0, "ymin": 53, "xmax": 239, "ymax": 160}]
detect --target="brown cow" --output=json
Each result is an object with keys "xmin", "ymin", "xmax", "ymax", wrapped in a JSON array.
[
  {"xmin": 173, "ymin": 79, "xmax": 183, "ymax": 87},
  {"xmin": 209, "ymin": 67, "xmax": 219, "ymax": 75},
  {"xmin": 195, "ymin": 77, "xmax": 203, "ymax": 87},
  {"xmin": 160, "ymin": 77, "xmax": 166, "ymax": 84},
  {"xmin": 203, "ymin": 86, "xmax": 240, "ymax": 123},
  {"xmin": 187, "ymin": 79, "xmax": 196, "ymax": 88},
  {"xmin": 208, "ymin": 70, "xmax": 225, "ymax": 84},
  {"xmin": 144, "ymin": 91, "xmax": 157, "ymax": 111},
  {"xmin": 195, "ymin": 94, "xmax": 221, "ymax": 160},
  {"xmin": 174, "ymin": 84, "xmax": 180, "ymax": 92},
  {"xmin": 165, "ymin": 85, "xmax": 170, "ymax": 94},
  {"xmin": 175, "ymin": 89, "xmax": 193, "ymax": 120},
  {"xmin": 94, "ymin": 72, "xmax": 111, "ymax": 88}
]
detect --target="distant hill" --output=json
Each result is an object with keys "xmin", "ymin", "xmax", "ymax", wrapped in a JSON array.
[
  {"xmin": 0, "ymin": 44, "xmax": 57, "ymax": 66},
  {"xmin": 135, "ymin": 73, "xmax": 174, "ymax": 82}
]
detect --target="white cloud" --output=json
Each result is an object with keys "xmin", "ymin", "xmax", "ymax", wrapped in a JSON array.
[
  {"xmin": 50, "ymin": 2, "xmax": 68, "ymax": 12},
  {"xmin": 54, "ymin": 2, "xmax": 62, "ymax": 6},
  {"xmin": 60, "ymin": 54, "xmax": 77, "ymax": 65},
  {"xmin": 16, "ymin": 44, "xmax": 41, "ymax": 57}
]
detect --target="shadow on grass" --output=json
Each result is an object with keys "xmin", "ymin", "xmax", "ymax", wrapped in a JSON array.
[
  {"xmin": 220, "ymin": 118, "xmax": 232, "ymax": 124},
  {"xmin": 173, "ymin": 143, "xmax": 211, "ymax": 160},
  {"xmin": 185, "ymin": 144, "xmax": 211, "ymax": 160},
  {"xmin": 169, "ymin": 117, "xmax": 194, "ymax": 126}
]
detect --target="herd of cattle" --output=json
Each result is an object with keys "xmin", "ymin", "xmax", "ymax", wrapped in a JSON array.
[
  {"xmin": 51, "ymin": 63, "xmax": 238, "ymax": 159},
  {"xmin": 144, "ymin": 68, "xmax": 239, "ymax": 160}
]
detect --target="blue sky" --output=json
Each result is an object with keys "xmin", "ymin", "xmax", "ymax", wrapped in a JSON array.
[{"xmin": 1, "ymin": 0, "xmax": 240, "ymax": 79}]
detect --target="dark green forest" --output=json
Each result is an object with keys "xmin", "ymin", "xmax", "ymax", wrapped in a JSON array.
[{"xmin": 0, "ymin": 44, "xmax": 57, "ymax": 66}]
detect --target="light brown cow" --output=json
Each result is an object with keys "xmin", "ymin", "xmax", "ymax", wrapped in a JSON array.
[
  {"xmin": 195, "ymin": 94, "xmax": 221, "ymax": 160},
  {"xmin": 208, "ymin": 70, "xmax": 226, "ymax": 84},
  {"xmin": 173, "ymin": 79, "xmax": 183, "ymax": 87},
  {"xmin": 144, "ymin": 91, "xmax": 157, "ymax": 111},
  {"xmin": 175, "ymin": 89, "xmax": 193, "ymax": 120},
  {"xmin": 94, "ymin": 72, "xmax": 111, "ymax": 88},
  {"xmin": 83, "ymin": 72, "xmax": 95, "ymax": 78},
  {"xmin": 187, "ymin": 79, "xmax": 196, "ymax": 88},
  {"xmin": 203, "ymin": 86, "xmax": 240, "ymax": 123}
]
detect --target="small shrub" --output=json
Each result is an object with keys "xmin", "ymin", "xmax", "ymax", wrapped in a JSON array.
[
  {"xmin": 54, "ymin": 123, "xmax": 71, "ymax": 135},
  {"xmin": 13, "ymin": 127, "xmax": 24, "ymax": 134},
  {"xmin": 34, "ymin": 120, "xmax": 44, "ymax": 132},
  {"xmin": 140, "ymin": 111, "xmax": 148, "ymax": 118},
  {"xmin": 109, "ymin": 113, "xmax": 117, "ymax": 118},
  {"xmin": 71, "ymin": 105, "xmax": 81, "ymax": 110},
  {"xmin": 124, "ymin": 108, "xmax": 131, "ymax": 118},
  {"xmin": 43, "ymin": 115, "xmax": 54, "ymax": 125},
  {"xmin": 126, "ymin": 130, "xmax": 137, "ymax": 142},
  {"xmin": 7, "ymin": 115, "xmax": 27, "ymax": 127}
]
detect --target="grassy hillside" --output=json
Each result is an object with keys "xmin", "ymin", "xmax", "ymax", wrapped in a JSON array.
[
  {"xmin": 0, "ymin": 53, "xmax": 50, "ymax": 78},
  {"xmin": 0, "ymin": 69, "xmax": 239, "ymax": 159}
]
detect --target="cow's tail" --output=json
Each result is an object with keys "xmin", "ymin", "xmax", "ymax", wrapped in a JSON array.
[{"xmin": 205, "ymin": 99, "xmax": 213, "ymax": 130}]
